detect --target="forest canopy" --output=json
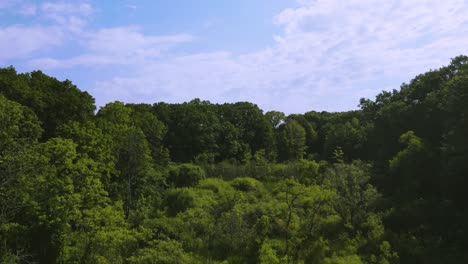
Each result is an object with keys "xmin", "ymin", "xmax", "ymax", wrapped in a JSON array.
[{"xmin": 1, "ymin": 56, "xmax": 468, "ymax": 263}]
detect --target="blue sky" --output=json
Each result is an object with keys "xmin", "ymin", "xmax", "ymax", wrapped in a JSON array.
[{"xmin": 1, "ymin": 0, "xmax": 467, "ymax": 113}]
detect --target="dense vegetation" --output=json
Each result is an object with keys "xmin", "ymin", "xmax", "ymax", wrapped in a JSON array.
[{"xmin": 0, "ymin": 56, "xmax": 467, "ymax": 263}]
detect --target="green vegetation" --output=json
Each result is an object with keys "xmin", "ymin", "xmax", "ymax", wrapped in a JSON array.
[{"xmin": 1, "ymin": 56, "xmax": 467, "ymax": 263}]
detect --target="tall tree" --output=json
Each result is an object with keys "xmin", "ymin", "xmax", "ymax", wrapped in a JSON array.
[
  {"xmin": 0, "ymin": 68, "xmax": 95, "ymax": 139},
  {"xmin": 278, "ymin": 120, "xmax": 307, "ymax": 161}
]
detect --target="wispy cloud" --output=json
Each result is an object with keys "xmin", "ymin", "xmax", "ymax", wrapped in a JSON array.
[
  {"xmin": 0, "ymin": 1, "xmax": 93, "ymax": 62},
  {"xmin": 0, "ymin": 25, "xmax": 63, "ymax": 60},
  {"xmin": 40, "ymin": 1, "xmax": 93, "ymax": 32},
  {"xmin": 85, "ymin": 27, "xmax": 192, "ymax": 54},
  {"xmin": 126, "ymin": 4, "xmax": 137, "ymax": 10},
  {"xmin": 40, "ymin": 2, "xmax": 93, "ymax": 16},
  {"xmin": 0, "ymin": 0, "xmax": 36, "ymax": 15},
  {"xmin": 29, "ymin": 27, "xmax": 193, "ymax": 68}
]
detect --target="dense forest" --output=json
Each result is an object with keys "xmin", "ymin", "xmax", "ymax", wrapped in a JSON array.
[{"xmin": 0, "ymin": 56, "xmax": 467, "ymax": 263}]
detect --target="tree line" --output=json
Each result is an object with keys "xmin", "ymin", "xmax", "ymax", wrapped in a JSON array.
[{"xmin": 0, "ymin": 55, "xmax": 467, "ymax": 263}]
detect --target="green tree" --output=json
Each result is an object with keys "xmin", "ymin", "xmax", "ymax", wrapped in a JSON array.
[
  {"xmin": 129, "ymin": 104, "xmax": 170, "ymax": 165},
  {"xmin": 278, "ymin": 120, "xmax": 307, "ymax": 161},
  {"xmin": 0, "ymin": 95, "xmax": 43, "ymax": 261},
  {"xmin": 0, "ymin": 68, "xmax": 95, "ymax": 139},
  {"xmin": 167, "ymin": 164, "xmax": 206, "ymax": 188},
  {"xmin": 219, "ymin": 102, "xmax": 275, "ymax": 159}
]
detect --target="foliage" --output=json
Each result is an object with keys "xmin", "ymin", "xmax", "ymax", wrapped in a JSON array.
[{"xmin": 1, "ymin": 56, "xmax": 467, "ymax": 263}]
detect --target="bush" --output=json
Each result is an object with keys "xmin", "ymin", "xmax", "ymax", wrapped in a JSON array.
[{"xmin": 167, "ymin": 164, "xmax": 206, "ymax": 187}]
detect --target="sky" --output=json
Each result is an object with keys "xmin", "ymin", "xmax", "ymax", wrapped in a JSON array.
[{"xmin": 1, "ymin": 0, "xmax": 468, "ymax": 114}]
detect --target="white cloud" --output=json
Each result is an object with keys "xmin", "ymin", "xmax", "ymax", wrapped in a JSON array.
[
  {"xmin": 40, "ymin": 1, "xmax": 93, "ymax": 32},
  {"xmin": 0, "ymin": 1, "xmax": 94, "ymax": 63},
  {"xmin": 85, "ymin": 27, "xmax": 192, "ymax": 54},
  {"xmin": 0, "ymin": 25, "xmax": 62, "ymax": 61},
  {"xmin": 88, "ymin": 0, "xmax": 468, "ymax": 112},
  {"xmin": 41, "ymin": 2, "xmax": 93, "ymax": 16},
  {"xmin": 28, "ymin": 27, "xmax": 193, "ymax": 68}
]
